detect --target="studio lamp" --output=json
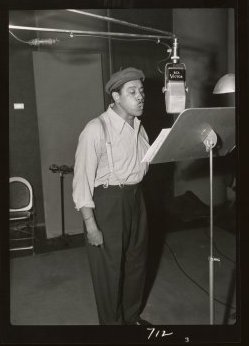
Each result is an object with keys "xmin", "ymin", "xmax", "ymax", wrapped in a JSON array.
[{"xmin": 213, "ymin": 73, "xmax": 235, "ymax": 94}]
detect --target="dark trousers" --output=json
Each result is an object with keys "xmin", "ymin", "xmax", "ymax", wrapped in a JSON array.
[{"xmin": 85, "ymin": 184, "xmax": 148, "ymax": 325}]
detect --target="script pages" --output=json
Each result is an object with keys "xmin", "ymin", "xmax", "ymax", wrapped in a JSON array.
[{"xmin": 142, "ymin": 128, "xmax": 171, "ymax": 163}]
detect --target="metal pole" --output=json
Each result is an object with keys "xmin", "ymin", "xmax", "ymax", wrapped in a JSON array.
[
  {"xmin": 9, "ymin": 25, "xmax": 172, "ymax": 40},
  {"xmin": 209, "ymin": 146, "xmax": 214, "ymax": 325},
  {"xmin": 203, "ymin": 129, "xmax": 219, "ymax": 325},
  {"xmin": 60, "ymin": 172, "xmax": 65, "ymax": 239},
  {"xmin": 66, "ymin": 9, "xmax": 175, "ymax": 37}
]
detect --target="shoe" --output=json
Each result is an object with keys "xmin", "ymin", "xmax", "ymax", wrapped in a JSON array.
[{"xmin": 132, "ymin": 317, "xmax": 153, "ymax": 326}]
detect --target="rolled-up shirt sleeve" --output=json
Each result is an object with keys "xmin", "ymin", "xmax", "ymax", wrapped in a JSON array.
[{"xmin": 72, "ymin": 120, "xmax": 100, "ymax": 210}]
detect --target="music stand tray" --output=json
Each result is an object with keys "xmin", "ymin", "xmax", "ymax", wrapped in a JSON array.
[{"xmin": 149, "ymin": 107, "xmax": 235, "ymax": 164}]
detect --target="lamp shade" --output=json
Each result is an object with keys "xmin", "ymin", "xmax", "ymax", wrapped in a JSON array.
[{"xmin": 213, "ymin": 73, "xmax": 235, "ymax": 94}]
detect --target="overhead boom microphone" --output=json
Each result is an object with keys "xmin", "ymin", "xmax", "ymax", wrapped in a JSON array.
[{"xmin": 163, "ymin": 38, "xmax": 187, "ymax": 114}]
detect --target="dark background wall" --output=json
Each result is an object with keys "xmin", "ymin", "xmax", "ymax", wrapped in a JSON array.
[
  {"xmin": 9, "ymin": 8, "xmax": 234, "ymax": 235},
  {"xmin": 9, "ymin": 11, "xmax": 45, "ymax": 226},
  {"xmin": 172, "ymin": 8, "xmax": 235, "ymax": 205}
]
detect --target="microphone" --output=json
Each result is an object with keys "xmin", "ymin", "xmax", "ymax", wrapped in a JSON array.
[
  {"xmin": 163, "ymin": 38, "xmax": 187, "ymax": 114},
  {"xmin": 28, "ymin": 38, "xmax": 59, "ymax": 46}
]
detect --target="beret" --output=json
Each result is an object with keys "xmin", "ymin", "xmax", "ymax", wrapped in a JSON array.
[{"xmin": 105, "ymin": 67, "xmax": 145, "ymax": 95}]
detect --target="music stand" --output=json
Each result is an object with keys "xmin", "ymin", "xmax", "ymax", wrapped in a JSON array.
[{"xmin": 150, "ymin": 106, "xmax": 235, "ymax": 324}]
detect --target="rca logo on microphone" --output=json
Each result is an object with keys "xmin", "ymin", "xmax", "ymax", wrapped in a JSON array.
[{"xmin": 168, "ymin": 68, "xmax": 185, "ymax": 81}]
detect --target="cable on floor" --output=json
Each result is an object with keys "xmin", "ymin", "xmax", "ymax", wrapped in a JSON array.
[
  {"xmin": 164, "ymin": 239, "xmax": 236, "ymax": 311},
  {"xmin": 203, "ymin": 228, "xmax": 235, "ymax": 264}
]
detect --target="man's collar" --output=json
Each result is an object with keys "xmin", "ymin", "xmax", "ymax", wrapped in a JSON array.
[{"xmin": 107, "ymin": 104, "xmax": 141, "ymax": 134}]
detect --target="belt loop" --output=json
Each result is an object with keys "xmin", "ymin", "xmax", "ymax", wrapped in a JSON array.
[{"xmin": 103, "ymin": 181, "xmax": 109, "ymax": 188}]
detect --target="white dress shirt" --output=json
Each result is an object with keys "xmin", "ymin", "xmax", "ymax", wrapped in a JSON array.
[{"xmin": 72, "ymin": 105, "xmax": 150, "ymax": 210}]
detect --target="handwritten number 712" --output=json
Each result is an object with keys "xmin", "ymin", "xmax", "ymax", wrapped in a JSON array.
[{"xmin": 147, "ymin": 328, "xmax": 173, "ymax": 340}]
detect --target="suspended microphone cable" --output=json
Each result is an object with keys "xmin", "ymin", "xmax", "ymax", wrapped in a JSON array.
[
  {"xmin": 71, "ymin": 32, "xmax": 170, "ymax": 46},
  {"xmin": 9, "ymin": 30, "xmax": 30, "ymax": 44},
  {"xmin": 9, "ymin": 30, "xmax": 60, "ymax": 46},
  {"xmin": 203, "ymin": 228, "xmax": 235, "ymax": 265}
]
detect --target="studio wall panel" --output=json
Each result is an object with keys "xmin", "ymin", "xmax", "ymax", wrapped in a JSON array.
[{"xmin": 33, "ymin": 51, "xmax": 104, "ymax": 238}]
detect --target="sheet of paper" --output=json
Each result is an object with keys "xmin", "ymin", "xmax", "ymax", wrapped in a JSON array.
[{"xmin": 142, "ymin": 128, "xmax": 171, "ymax": 163}]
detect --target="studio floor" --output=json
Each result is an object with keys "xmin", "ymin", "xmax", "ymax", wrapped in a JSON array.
[{"xmin": 10, "ymin": 223, "xmax": 236, "ymax": 326}]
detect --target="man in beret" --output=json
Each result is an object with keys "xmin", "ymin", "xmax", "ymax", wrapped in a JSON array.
[{"xmin": 73, "ymin": 67, "xmax": 151, "ymax": 325}]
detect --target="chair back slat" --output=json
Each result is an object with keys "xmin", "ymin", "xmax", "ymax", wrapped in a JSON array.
[
  {"xmin": 10, "ymin": 181, "xmax": 30, "ymax": 210},
  {"xmin": 9, "ymin": 177, "xmax": 33, "ymax": 212}
]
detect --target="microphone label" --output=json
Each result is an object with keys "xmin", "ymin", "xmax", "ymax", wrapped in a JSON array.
[{"xmin": 167, "ymin": 67, "xmax": 185, "ymax": 81}]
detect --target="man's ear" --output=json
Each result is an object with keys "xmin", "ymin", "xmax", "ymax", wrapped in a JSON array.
[{"xmin": 112, "ymin": 91, "xmax": 120, "ymax": 103}]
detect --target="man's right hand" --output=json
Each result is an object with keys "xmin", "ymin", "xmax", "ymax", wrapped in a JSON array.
[
  {"xmin": 86, "ymin": 228, "xmax": 103, "ymax": 247},
  {"xmin": 81, "ymin": 207, "xmax": 104, "ymax": 247}
]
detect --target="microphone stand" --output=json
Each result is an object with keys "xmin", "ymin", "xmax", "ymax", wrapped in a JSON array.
[
  {"xmin": 202, "ymin": 129, "xmax": 221, "ymax": 324},
  {"xmin": 49, "ymin": 164, "xmax": 73, "ymax": 245},
  {"xmin": 60, "ymin": 170, "xmax": 65, "ymax": 241}
]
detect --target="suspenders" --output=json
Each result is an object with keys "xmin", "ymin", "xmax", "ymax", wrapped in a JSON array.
[{"xmin": 98, "ymin": 115, "xmax": 124, "ymax": 188}]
